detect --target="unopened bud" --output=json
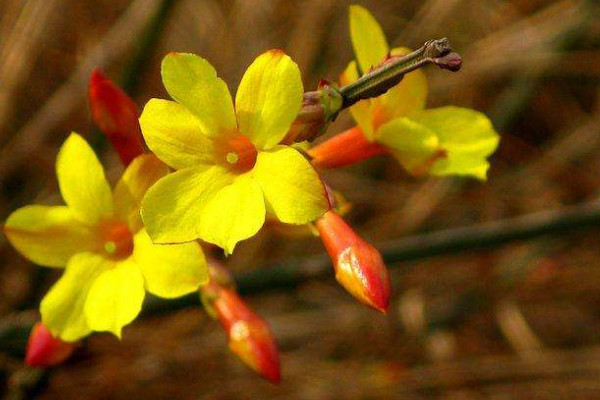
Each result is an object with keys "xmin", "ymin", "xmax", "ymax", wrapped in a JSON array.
[
  {"xmin": 315, "ymin": 210, "xmax": 390, "ymax": 313},
  {"xmin": 89, "ymin": 69, "xmax": 145, "ymax": 166},
  {"xmin": 25, "ymin": 323, "xmax": 76, "ymax": 367},
  {"xmin": 308, "ymin": 126, "xmax": 386, "ymax": 169},
  {"xmin": 433, "ymin": 52, "xmax": 462, "ymax": 71},
  {"xmin": 213, "ymin": 289, "xmax": 281, "ymax": 383},
  {"xmin": 200, "ymin": 262, "xmax": 281, "ymax": 383},
  {"xmin": 283, "ymin": 80, "xmax": 343, "ymax": 144}
]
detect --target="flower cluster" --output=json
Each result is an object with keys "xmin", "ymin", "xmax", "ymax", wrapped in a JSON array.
[
  {"xmin": 3, "ymin": 4, "xmax": 499, "ymax": 383},
  {"xmin": 4, "ymin": 134, "xmax": 208, "ymax": 341},
  {"xmin": 309, "ymin": 6, "xmax": 499, "ymax": 180},
  {"xmin": 139, "ymin": 50, "xmax": 330, "ymax": 254}
]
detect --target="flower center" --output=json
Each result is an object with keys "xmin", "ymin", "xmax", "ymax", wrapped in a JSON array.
[
  {"xmin": 217, "ymin": 133, "xmax": 257, "ymax": 173},
  {"xmin": 226, "ymin": 152, "xmax": 239, "ymax": 164},
  {"xmin": 99, "ymin": 222, "xmax": 134, "ymax": 260}
]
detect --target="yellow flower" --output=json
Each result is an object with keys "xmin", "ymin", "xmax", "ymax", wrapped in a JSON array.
[
  {"xmin": 139, "ymin": 50, "xmax": 330, "ymax": 254},
  {"xmin": 342, "ymin": 5, "xmax": 499, "ymax": 179},
  {"xmin": 3, "ymin": 134, "xmax": 208, "ymax": 341}
]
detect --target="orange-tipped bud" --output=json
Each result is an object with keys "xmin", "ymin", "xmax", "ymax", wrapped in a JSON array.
[
  {"xmin": 89, "ymin": 69, "xmax": 145, "ymax": 166},
  {"xmin": 201, "ymin": 261, "xmax": 280, "ymax": 383},
  {"xmin": 315, "ymin": 210, "xmax": 391, "ymax": 313},
  {"xmin": 25, "ymin": 323, "xmax": 76, "ymax": 367},
  {"xmin": 213, "ymin": 289, "xmax": 281, "ymax": 383},
  {"xmin": 308, "ymin": 126, "xmax": 386, "ymax": 169}
]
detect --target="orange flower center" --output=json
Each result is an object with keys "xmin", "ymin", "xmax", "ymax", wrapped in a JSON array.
[
  {"xmin": 99, "ymin": 221, "xmax": 134, "ymax": 260},
  {"xmin": 216, "ymin": 133, "xmax": 257, "ymax": 173}
]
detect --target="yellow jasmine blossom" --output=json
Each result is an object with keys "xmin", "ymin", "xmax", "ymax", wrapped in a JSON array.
[
  {"xmin": 139, "ymin": 50, "xmax": 330, "ymax": 253},
  {"xmin": 342, "ymin": 5, "xmax": 499, "ymax": 179},
  {"xmin": 3, "ymin": 134, "xmax": 208, "ymax": 341}
]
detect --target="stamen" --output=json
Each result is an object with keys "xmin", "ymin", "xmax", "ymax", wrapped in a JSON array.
[
  {"xmin": 226, "ymin": 152, "xmax": 239, "ymax": 164},
  {"xmin": 99, "ymin": 222, "xmax": 134, "ymax": 259},
  {"xmin": 104, "ymin": 241, "xmax": 117, "ymax": 254},
  {"xmin": 216, "ymin": 134, "xmax": 258, "ymax": 172}
]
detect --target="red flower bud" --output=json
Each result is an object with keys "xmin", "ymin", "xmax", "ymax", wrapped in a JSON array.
[
  {"xmin": 213, "ymin": 289, "xmax": 281, "ymax": 383},
  {"xmin": 308, "ymin": 126, "xmax": 386, "ymax": 169},
  {"xmin": 315, "ymin": 210, "xmax": 390, "ymax": 313},
  {"xmin": 25, "ymin": 323, "xmax": 76, "ymax": 367},
  {"xmin": 89, "ymin": 69, "xmax": 145, "ymax": 166}
]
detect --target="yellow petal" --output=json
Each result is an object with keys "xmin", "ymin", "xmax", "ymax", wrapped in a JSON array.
[
  {"xmin": 376, "ymin": 47, "xmax": 428, "ymax": 119},
  {"xmin": 133, "ymin": 228, "xmax": 208, "ymax": 298},
  {"xmin": 235, "ymin": 50, "xmax": 303, "ymax": 150},
  {"xmin": 113, "ymin": 154, "xmax": 170, "ymax": 232},
  {"xmin": 3, "ymin": 205, "xmax": 98, "ymax": 267},
  {"xmin": 84, "ymin": 258, "xmax": 145, "ymax": 339},
  {"xmin": 141, "ymin": 165, "xmax": 234, "ymax": 244},
  {"xmin": 340, "ymin": 61, "xmax": 375, "ymax": 140},
  {"xmin": 349, "ymin": 5, "xmax": 389, "ymax": 74},
  {"xmin": 161, "ymin": 53, "xmax": 236, "ymax": 137},
  {"xmin": 56, "ymin": 133, "xmax": 114, "ymax": 225},
  {"xmin": 416, "ymin": 107, "xmax": 500, "ymax": 180},
  {"xmin": 377, "ymin": 117, "xmax": 440, "ymax": 175},
  {"xmin": 253, "ymin": 146, "xmax": 329, "ymax": 224},
  {"xmin": 198, "ymin": 173, "xmax": 265, "ymax": 254},
  {"xmin": 40, "ymin": 252, "xmax": 112, "ymax": 341},
  {"xmin": 139, "ymin": 99, "xmax": 218, "ymax": 170},
  {"xmin": 339, "ymin": 60, "xmax": 360, "ymax": 87}
]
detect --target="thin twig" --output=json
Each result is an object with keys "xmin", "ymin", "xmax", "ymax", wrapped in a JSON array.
[
  {"xmin": 340, "ymin": 38, "xmax": 461, "ymax": 108},
  {"xmin": 235, "ymin": 200, "xmax": 600, "ymax": 293},
  {"xmin": 2, "ymin": 200, "xmax": 600, "ymax": 355}
]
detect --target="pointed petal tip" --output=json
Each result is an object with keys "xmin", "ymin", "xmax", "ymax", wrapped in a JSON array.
[
  {"xmin": 25, "ymin": 323, "xmax": 76, "ymax": 368},
  {"xmin": 89, "ymin": 68, "xmax": 107, "ymax": 88},
  {"xmin": 370, "ymin": 294, "xmax": 390, "ymax": 315},
  {"xmin": 261, "ymin": 360, "xmax": 281, "ymax": 384}
]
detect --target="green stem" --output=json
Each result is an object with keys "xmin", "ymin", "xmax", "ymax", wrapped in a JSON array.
[
  {"xmin": 339, "ymin": 38, "xmax": 461, "ymax": 108},
  {"xmin": 288, "ymin": 38, "xmax": 462, "ymax": 143}
]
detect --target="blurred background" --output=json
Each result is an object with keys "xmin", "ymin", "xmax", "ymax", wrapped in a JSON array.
[{"xmin": 2, "ymin": 0, "xmax": 600, "ymax": 398}]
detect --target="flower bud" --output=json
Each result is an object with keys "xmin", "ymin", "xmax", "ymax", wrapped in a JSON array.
[
  {"xmin": 213, "ymin": 289, "xmax": 281, "ymax": 383},
  {"xmin": 89, "ymin": 69, "xmax": 145, "ymax": 166},
  {"xmin": 283, "ymin": 80, "xmax": 343, "ymax": 144},
  {"xmin": 315, "ymin": 210, "xmax": 390, "ymax": 313},
  {"xmin": 25, "ymin": 323, "xmax": 76, "ymax": 367},
  {"xmin": 308, "ymin": 126, "xmax": 386, "ymax": 169},
  {"xmin": 200, "ymin": 261, "xmax": 281, "ymax": 383}
]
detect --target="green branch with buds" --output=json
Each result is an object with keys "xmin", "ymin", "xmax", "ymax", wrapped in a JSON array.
[{"xmin": 285, "ymin": 37, "xmax": 462, "ymax": 143}]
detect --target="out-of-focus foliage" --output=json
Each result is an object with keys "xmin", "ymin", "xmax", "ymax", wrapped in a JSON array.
[{"xmin": 4, "ymin": 134, "xmax": 208, "ymax": 341}]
